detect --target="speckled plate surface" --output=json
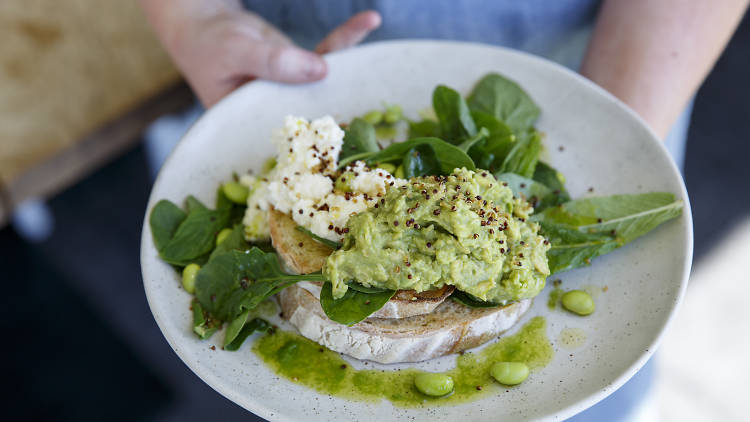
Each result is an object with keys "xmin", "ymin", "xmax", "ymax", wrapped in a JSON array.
[{"xmin": 141, "ymin": 40, "xmax": 692, "ymax": 421}]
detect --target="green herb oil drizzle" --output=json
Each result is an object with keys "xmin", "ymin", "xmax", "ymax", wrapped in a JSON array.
[{"xmin": 253, "ymin": 316, "xmax": 552, "ymax": 407}]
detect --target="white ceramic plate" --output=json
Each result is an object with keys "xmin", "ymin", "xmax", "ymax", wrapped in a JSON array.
[{"xmin": 141, "ymin": 40, "xmax": 692, "ymax": 421}]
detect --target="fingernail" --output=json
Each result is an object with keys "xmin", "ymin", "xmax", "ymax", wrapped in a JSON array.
[{"xmin": 306, "ymin": 57, "xmax": 327, "ymax": 79}]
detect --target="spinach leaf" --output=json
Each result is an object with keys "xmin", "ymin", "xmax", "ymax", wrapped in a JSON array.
[
  {"xmin": 495, "ymin": 173, "xmax": 552, "ymax": 208},
  {"xmin": 402, "ymin": 143, "xmax": 441, "ymax": 178},
  {"xmin": 223, "ymin": 309, "xmax": 250, "ymax": 347},
  {"xmin": 433, "ymin": 85, "xmax": 477, "ymax": 143},
  {"xmin": 192, "ymin": 299, "xmax": 220, "ymax": 339},
  {"xmin": 216, "ymin": 186, "xmax": 246, "ymax": 226},
  {"xmin": 466, "ymin": 111, "xmax": 515, "ymax": 172},
  {"xmin": 408, "ymin": 119, "xmax": 441, "ymax": 138},
  {"xmin": 158, "ymin": 207, "xmax": 230, "ymax": 267},
  {"xmin": 224, "ymin": 318, "xmax": 270, "ymax": 351},
  {"xmin": 339, "ymin": 137, "xmax": 475, "ymax": 173},
  {"xmin": 340, "ymin": 118, "xmax": 379, "ymax": 161},
  {"xmin": 467, "ymin": 73, "xmax": 540, "ymax": 133},
  {"xmin": 346, "ymin": 280, "xmax": 389, "ymax": 293},
  {"xmin": 210, "ymin": 224, "xmax": 249, "ymax": 261},
  {"xmin": 150, "ymin": 200, "xmax": 186, "ymax": 252},
  {"xmin": 457, "ymin": 127, "xmax": 490, "ymax": 153},
  {"xmin": 296, "ymin": 226, "xmax": 342, "ymax": 249},
  {"xmin": 195, "ymin": 248, "xmax": 325, "ymax": 321},
  {"xmin": 532, "ymin": 161, "xmax": 570, "ymax": 209},
  {"xmin": 185, "ymin": 195, "xmax": 208, "ymax": 213},
  {"xmin": 319, "ymin": 282, "xmax": 396, "ymax": 326},
  {"xmin": 534, "ymin": 193, "xmax": 683, "ymax": 243},
  {"xmin": 497, "ymin": 129, "xmax": 542, "ymax": 178},
  {"xmin": 540, "ymin": 222, "xmax": 619, "ymax": 274},
  {"xmin": 451, "ymin": 290, "xmax": 502, "ymax": 308}
]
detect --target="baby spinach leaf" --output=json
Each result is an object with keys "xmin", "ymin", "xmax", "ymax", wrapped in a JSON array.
[
  {"xmin": 195, "ymin": 248, "xmax": 325, "ymax": 321},
  {"xmin": 346, "ymin": 280, "xmax": 389, "ymax": 293},
  {"xmin": 532, "ymin": 161, "xmax": 570, "ymax": 209},
  {"xmin": 466, "ymin": 111, "xmax": 515, "ymax": 172},
  {"xmin": 224, "ymin": 318, "xmax": 270, "ymax": 351},
  {"xmin": 402, "ymin": 143, "xmax": 441, "ymax": 178},
  {"xmin": 433, "ymin": 85, "xmax": 477, "ymax": 143},
  {"xmin": 451, "ymin": 290, "xmax": 502, "ymax": 308},
  {"xmin": 223, "ymin": 308, "xmax": 250, "ymax": 347},
  {"xmin": 296, "ymin": 226, "xmax": 342, "ymax": 249},
  {"xmin": 339, "ymin": 137, "xmax": 475, "ymax": 173},
  {"xmin": 408, "ymin": 119, "xmax": 441, "ymax": 138},
  {"xmin": 534, "ymin": 193, "xmax": 683, "ymax": 244},
  {"xmin": 340, "ymin": 118, "xmax": 379, "ymax": 161},
  {"xmin": 497, "ymin": 129, "xmax": 542, "ymax": 178},
  {"xmin": 467, "ymin": 73, "xmax": 540, "ymax": 133},
  {"xmin": 150, "ymin": 200, "xmax": 186, "ymax": 252},
  {"xmin": 158, "ymin": 207, "xmax": 230, "ymax": 267},
  {"xmin": 216, "ymin": 186, "xmax": 247, "ymax": 226},
  {"xmin": 210, "ymin": 224, "xmax": 249, "ymax": 261},
  {"xmin": 185, "ymin": 195, "xmax": 208, "ymax": 213},
  {"xmin": 319, "ymin": 282, "xmax": 396, "ymax": 326},
  {"xmin": 457, "ymin": 127, "xmax": 490, "ymax": 153},
  {"xmin": 192, "ymin": 299, "xmax": 220, "ymax": 339},
  {"xmin": 539, "ymin": 222, "xmax": 619, "ymax": 274}
]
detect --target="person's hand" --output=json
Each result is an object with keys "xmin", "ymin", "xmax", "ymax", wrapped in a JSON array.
[{"xmin": 145, "ymin": 1, "xmax": 381, "ymax": 107}]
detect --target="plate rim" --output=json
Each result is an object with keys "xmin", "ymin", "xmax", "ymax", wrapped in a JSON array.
[{"xmin": 140, "ymin": 39, "xmax": 693, "ymax": 421}]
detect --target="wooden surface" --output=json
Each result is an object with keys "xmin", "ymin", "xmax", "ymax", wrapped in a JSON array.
[{"xmin": 0, "ymin": 0, "xmax": 188, "ymax": 225}]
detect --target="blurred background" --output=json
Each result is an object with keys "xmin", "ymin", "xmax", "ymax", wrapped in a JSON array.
[{"xmin": 1, "ymin": 2, "xmax": 748, "ymax": 421}]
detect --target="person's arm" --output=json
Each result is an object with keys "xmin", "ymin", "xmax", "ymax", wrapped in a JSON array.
[
  {"xmin": 139, "ymin": 0, "xmax": 380, "ymax": 107},
  {"xmin": 581, "ymin": 0, "xmax": 748, "ymax": 138}
]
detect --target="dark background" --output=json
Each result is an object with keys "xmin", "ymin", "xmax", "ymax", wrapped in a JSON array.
[{"xmin": 2, "ymin": 14, "xmax": 748, "ymax": 422}]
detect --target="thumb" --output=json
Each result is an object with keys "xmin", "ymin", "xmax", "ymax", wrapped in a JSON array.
[{"xmin": 236, "ymin": 42, "xmax": 327, "ymax": 83}]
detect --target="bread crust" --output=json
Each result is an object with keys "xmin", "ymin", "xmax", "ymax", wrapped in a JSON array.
[
  {"xmin": 268, "ymin": 207, "xmax": 454, "ymax": 318},
  {"xmin": 279, "ymin": 285, "xmax": 532, "ymax": 364}
]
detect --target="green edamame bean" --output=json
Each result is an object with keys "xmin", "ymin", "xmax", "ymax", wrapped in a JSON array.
[
  {"xmin": 394, "ymin": 165, "xmax": 405, "ymax": 179},
  {"xmin": 376, "ymin": 163, "xmax": 397, "ymax": 174},
  {"xmin": 362, "ymin": 110, "xmax": 384, "ymax": 125},
  {"xmin": 182, "ymin": 263, "xmax": 200, "ymax": 294},
  {"xmin": 222, "ymin": 181, "xmax": 249, "ymax": 204},
  {"xmin": 414, "ymin": 372, "xmax": 454, "ymax": 397},
  {"xmin": 216, "ymin": 228, "xmax": 232, "ymax": 245},
  {"xmin": 561, "ymin": 290, "xmax": 595, "ymax": 316},
  {"xmin": 383, "ymin": 105, "xmax": 402, "ymax": 124},
  {"xmin": 491, "ymin": 362, "xmax": 529, "ymax": 386}
]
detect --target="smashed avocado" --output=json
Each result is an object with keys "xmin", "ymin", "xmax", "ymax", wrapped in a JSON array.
[{"xmin": 323, "ymin": 168, "xmax": 550, "ymax": 303}]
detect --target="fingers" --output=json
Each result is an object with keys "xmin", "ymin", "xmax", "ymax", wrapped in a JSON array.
[
  {"xmin": 315, "ymin": 10, "xmax": 382, "ymax": 54},
  {"xmin": 234, "ymin": 42, "xmax": 328, "ymax": 83}
]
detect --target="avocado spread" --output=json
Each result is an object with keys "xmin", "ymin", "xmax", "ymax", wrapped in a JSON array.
[{"xmin": 323, "ymin": 168, "xmax": 551, "ymax": 303}]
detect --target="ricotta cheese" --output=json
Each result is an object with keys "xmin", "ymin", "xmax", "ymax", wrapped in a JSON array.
[{"xmin": 242, "ymin": 115, "xmax": 406, "ymax": 242}]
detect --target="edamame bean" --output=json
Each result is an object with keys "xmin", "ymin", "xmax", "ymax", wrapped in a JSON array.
[
  {"xmin": 561, "ymin": 290, "xmax": 595, "ymax": 316},
  {"xmin": 376, "ymin": 163, "xmax": 397, "ymax": 174},
  {"xmin": 383, "ymin": 105, "xmax": 402, "ymax": 124},
  {"xmin": 362, "ymin": 110, "xmax": 384, "ymax": 125},
  {"xmin": 182, "ymin": 263, "xmax": 200, "ymax": 294},
  {"xmin": 216, "ymin": 228, "xmax": 232, "ymax": 245},
  {"xmin": 394, "ymin": 165, "xmax": 405, "ymax": 179},
  {"xmin": 414, "ymin": 372, "xmax": 454, "ymax": 397},
  {"xmin": 491, "ymin": 362, "xmax": 529, "ymax": 386},
  {"xmin": 222, "ymin": 181, "xmax": 249, "ymax": 204}
]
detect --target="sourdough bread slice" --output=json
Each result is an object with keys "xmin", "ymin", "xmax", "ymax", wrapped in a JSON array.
[
  {"xmin": 279, "ymin": 284, "xmax": 532, "ymax": 364},
  {"xmin": 268, "ymin": 207, "xmax": 454, "ymax": 318}
]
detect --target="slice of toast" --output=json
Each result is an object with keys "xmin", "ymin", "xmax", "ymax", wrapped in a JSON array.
[
  {"xmin": 279, "ymin": 285, "xmax": 532, "ymax": 364},
  {"xmin": 268, "ymin": 207, "xmax": 454, "ymax": 318}
]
